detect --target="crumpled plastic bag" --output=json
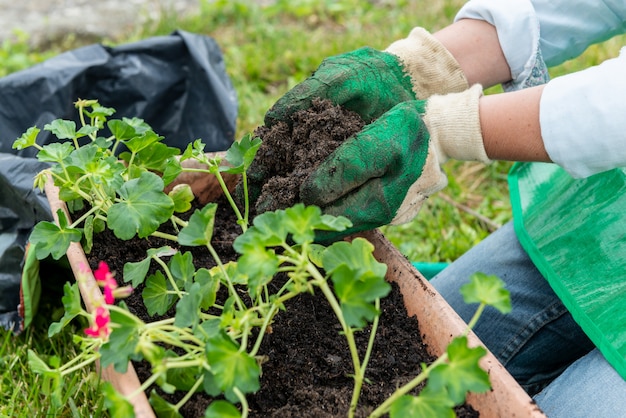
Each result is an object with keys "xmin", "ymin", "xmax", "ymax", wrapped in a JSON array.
[{"xmin": 0, "ymin": 30, "xmax": 237, "ymax": 332}]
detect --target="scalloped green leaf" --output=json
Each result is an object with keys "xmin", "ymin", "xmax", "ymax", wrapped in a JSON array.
[
  {"xmin": 44, "ymin": 119, "xmax": 77, "ymax": 140},
  {"xmin": 178, "ymin": 203, "xmax": 217, "ymax": 247},
  {"xmin": 13, "ymin": 126, "xmax": 40, "ymax": 150},
  {"xmin": 37, "ymin": 142, "xmax": 75, "ymax": 164},
  {"xmin": 460, "ymin": 272, "xmax": 511, "ymax": 314},
  {"xmin": 323, "ymin": 238, "xmax": 389, "ymax": 328},
  {"xmin": 202, "ymin": 331, "xmax": 260, "ymax": 402},
  {"xmin": 427, "ymin": 336, "xmax": 490, "ymax": 404},
  {"xmin": 30, "ymin": 212, "xmax": 82, "ymax": 260},
  {"xmin": 143, "ymin": 271, "xmax": 175, "ymax": 316},
  {"xmin": 222, "ymin": 133, "xmax": 262, "ymax": 174},
  {"xmin": 107, "ymin": 171, "xmax": 174, "ymax": 240},
  {"xmin": 169, "ymin": 184, "xmax": 194, "ymax": 213}
]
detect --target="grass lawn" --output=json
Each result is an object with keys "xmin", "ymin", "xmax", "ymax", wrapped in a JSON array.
[{"xmin": 1, "ymin": 1, "xmax": 624, "ymax": 416}]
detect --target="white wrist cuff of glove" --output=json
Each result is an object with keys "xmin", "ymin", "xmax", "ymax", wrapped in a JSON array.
[
  {"xmin": 385, "ymin": 27, "xmax": 469, "ymax": 98},
  {"xmin": 424, "ymin": 84, "xmax": 491, "ymax": 164}
]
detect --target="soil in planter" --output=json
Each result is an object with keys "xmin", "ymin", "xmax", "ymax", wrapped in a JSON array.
[
  {"xmin": 83, "ymin": 98, "xmax": 479, "ymax": 417},
  {"xmin": 88, "ymin": 219, "xmax": 477, "ymax": 418}
]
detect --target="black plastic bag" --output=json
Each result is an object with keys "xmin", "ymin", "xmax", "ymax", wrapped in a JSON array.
[{"xmin": 0, "ymin": 30, "xmax": 237, "ymax": 332}]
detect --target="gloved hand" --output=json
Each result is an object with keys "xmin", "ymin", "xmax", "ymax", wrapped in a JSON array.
[
  {"xmin": 245, "ymin": 28, "xmax": 469, "ymax": 208},
  {"xmin": 264, "ymin": 27, "xmax": 468, "ymax": 126},
  {"xmin": 300, "ymin": 84, "xmax": 490, "ymax": 240}
]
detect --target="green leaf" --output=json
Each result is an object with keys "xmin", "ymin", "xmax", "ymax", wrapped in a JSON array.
[
  {"xmin": 165, "ymin": 357, "xmax": 201, "ymax": 392},
  {"xmin": 48, "ymin": 282, "xmax": 83, "ymax": 337},
  {"xmin": 460, "ymin": 272, "xmax": 511, "ymax": 314},
  {"xmin": 82, "ymin": 215, "xmax": 94, "ymax": 254},
  {"xmin": 170, "ymin": 251, "xmax": 196, "ymax": 290},
  {"xmin": 37, "ymin": 142, "xmax": 75, "ymax": 164},
  {"xmin": 283, "ymin": 204, "xmax": 323, "ymax": 244},
  {"xmin": 234, "ymin": 211, "xmax": 287, "ymax": 251},
  {"xmin": 27, "ymin": 349, "xmax": 52, "ymax": 375},
  {"xmin": 44, "ymin": 119, "xmax": 77, "ymax": 140},
  {"xmin": 124, "ymin": 246, "xmax": 176, "ymax": 287},
  {"xmin": 13, "ymin": 126, "xmax": 40, "ymax": 150},
  {"xmin": 77, "ymin": 124, "xmax": 99, "ymax": 138},
  {"xmin": 128, "ymin": 142, "xmax": 180, "ymax": 174},
  {"xmin": 169, "ymin": 184, "xmax": 194, "ymax": 213},
  {"xmin": 203, "ymin": 331, "xmax": 260, "ymax": 402},
  {"xmin": 143, "ymin": 271, "xmax": 175, "ymax": 316},
  {"xmin": 427, "ymin": 336, "xmax": 491, "ymax": 405},
  {"xmin": 236, "ymin": 242, "xmax": 279, "ymax": 291},
  {"xmin": 123, "ymin": 116, "xmax": 151, "ymax": 133},
  {"xmin": 174, "ymin": 282, "xmax": 203, "ymax": 329},
  {"xmin": 178, "ymin": 203, "xmax": 217, "ymax": 247},
  {"xmin": 204, "ymin": 400, "xmax": 241, "ymax": 418},
  {"xmin": 99, "ymin": 304, "xmax": 141, "ymax": 373},
  {"xmin": 107, "ymin": 171, "xmax": 175, "ymax": 240},
  {"xmin": 123, "ymin": 130, "xmax": 164, "ymax": 153},
  {"xmin": 222, "ymin": 133, "xmax": 262, "ymax": 174},
  {"xmin": 195, "ymin": 268, "xmax": 220, "ymax": 310},
  {"xmin": 323, "ymin": 238, "xmax": 390, "ymax": 328},
  {"xmin": 149, "ymin": 390, "xmax": 183, "ymax": 418},
  {"xmin": 102, "ymin": 382, "xmax": 135, "ymax": 418},
  {"xmin": 107, "ymin": 119, "xmax": 137, "ymax": 141},
  {"xmin": 389, "ymin": 388, "xmax": 455, "ymax": 418},
  {"xmin": 162, "ymin": 157, "xmax": 183, "ymax": 186},
  {"xmin": 123, "ymin": 258, "xmax": 151, "ymax": 288},
  {"xmin": 30, "ymin": 214, "xmax": 82, "ymax": 260}
]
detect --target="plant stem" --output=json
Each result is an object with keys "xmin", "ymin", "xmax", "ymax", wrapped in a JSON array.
[
  {"xmin": 234, "ymin": 387, "xmax": 249, "ymax": 418},
  {"xmin": 348, "ymin": 298, "xmax": 381, "ymax": 417},
  {"xmin": 150, "ymin": 230, "xmax": 179, "ymax": 242},
  {"xmin": 129, "ymin": 370, "xmax": 161, "ymax": 400},
  {"xmin": 152, "ymin": 257, "xmax": 184, "ymax": 298},
  {"xmin": 215, "ymin": 171, "xmax": 246, "ymax": 232},
  {"xmin": 175, "ymin": 376, "xmax": 204, "ymax": 410},
  {"xmin": 368, "ymin": 353, "xmax": 450, "ymax": 418},
  {"xmin": 59, "ymin": 355, "xmax": 100, "ymax": 376},
  {"xmin": 305, "ymin": 262, "xmax": 366, "ymax": 418},
  {"xmin": 205, "ymin": 242, "xmax": 246, "ymax": 312},
  {"xmin": 248, "ymin": 289, "xmax": 300, "ymax": 357}
]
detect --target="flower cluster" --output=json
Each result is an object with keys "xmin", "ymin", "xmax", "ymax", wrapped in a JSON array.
[
  {"xmin": 84, "ymin": 306, "xmax": 112, "ymax": 339},
  {"xmin": 94, "ymin": 261, "xmax": 132, "ymax": 304},
  {"xmin": 81, "ymin": 261, "xmax": 132, "ymax": 341}
]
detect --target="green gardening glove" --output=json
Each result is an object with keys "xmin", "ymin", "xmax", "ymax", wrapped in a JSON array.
[
  {"xmin": 300, "ymin": 85, "xmax": 490, "ymax": 241},
  {"xmin": 245, "ymin": 28, "xmax": 469, "ymax": 207},
  {"xmin": 265, "ymin": 27, "xmax": 468, "ymax": 126}
]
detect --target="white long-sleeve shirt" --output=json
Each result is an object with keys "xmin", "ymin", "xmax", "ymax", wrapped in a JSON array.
[{"xmin": 456, "ymin": 0, "xmax": 626, "ymax": 178}]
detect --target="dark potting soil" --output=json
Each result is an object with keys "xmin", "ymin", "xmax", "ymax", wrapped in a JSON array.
[
  {"xmin": 250, "ymin": 98, "xmax": 366, "ymax": 213},
  {"xmin": 83, "ymin": 98, "xmax": 479, "ymax": 417}
]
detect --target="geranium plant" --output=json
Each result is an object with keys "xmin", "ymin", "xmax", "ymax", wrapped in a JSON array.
[{"xmin": 19, "ymin": 100, "xmax": 511, "ymax": 417}]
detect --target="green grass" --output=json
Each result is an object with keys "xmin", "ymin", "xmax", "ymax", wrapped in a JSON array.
[
  {"xmin": 1, "ymin": 0, "xmax": 624, "ymax": 415},
  {"xmin": 0, "ymin": 309, "xmax": 107, "ymax": 417}
]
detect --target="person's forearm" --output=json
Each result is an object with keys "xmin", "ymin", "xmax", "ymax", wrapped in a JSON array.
[
  {"xmin": 480, "ymin": 84, "xmax": 550, "ymax": 163},
  {"xmin": 434, "ymin": 19, "xmax": 512, "ymax": 88}
]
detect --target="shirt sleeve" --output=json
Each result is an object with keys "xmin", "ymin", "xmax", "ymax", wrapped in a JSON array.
[
  {"xmin": 457, "ymin": 0, "xmax": 626, "ymax": 178},
  {"xmin": 455, "ymin": 0, "xmax": 626, "ymax": 89},
  {"xmin": 540, "ymin": 49, "xmax": 626, "ymax": 178}
]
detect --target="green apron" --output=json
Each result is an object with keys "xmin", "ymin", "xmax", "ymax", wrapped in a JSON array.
[{"xmin": 509, "ymin": 162, "xmax": 626, "ymax": 380}]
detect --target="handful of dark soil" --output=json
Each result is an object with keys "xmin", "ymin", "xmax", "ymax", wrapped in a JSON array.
[{"xmin": 250, "ymin": 98, "xmax": 366, "ymax": 213}]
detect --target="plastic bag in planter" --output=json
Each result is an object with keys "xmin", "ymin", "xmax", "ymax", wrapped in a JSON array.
[
  {"xmin": 509, "ymin": 162, "xmax": 626, "ymax": 381},
  {"xmin": 0, "ymin": 30, "xmax": 237, "ymax": 332}
]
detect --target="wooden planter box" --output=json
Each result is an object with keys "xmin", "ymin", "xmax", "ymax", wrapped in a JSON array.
[{"xmin": 44, "ymin": 169, "xmax": 546, "ymax": 418}]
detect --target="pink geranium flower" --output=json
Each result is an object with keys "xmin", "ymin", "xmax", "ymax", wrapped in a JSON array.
[
  {"xmin": 84, "ymin": 306, "xmax": 111, "ymax": 339},
  {"xmin": 94, "ymin": 261, "xmax": 132, "ymax": 304},
  {"xmin": 94, "ymin": 261, "xmax": 118, "ymax": 304}
]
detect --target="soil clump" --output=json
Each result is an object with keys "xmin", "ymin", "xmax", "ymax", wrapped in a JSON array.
[{"xmin": 251, "ymin": 98, "xmax": 365, "ymax": 213}]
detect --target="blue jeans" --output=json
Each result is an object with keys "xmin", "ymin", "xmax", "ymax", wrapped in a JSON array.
[{"xmin": 430, "ymin": 221, "xmax": 626, "ymax": 415}]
